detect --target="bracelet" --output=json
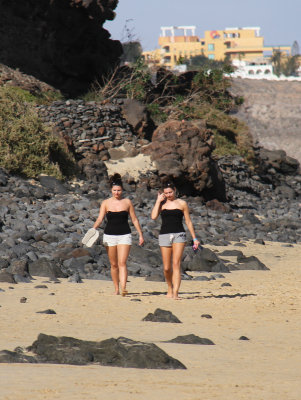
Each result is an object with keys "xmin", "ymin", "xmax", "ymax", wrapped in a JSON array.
[{"xmin": 193, "ymin": 238, "xmax": 198, "ymax": 242}]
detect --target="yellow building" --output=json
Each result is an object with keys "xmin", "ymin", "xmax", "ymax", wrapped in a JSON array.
[{"xmin": 142, "ymin": 26, "xmax": 291, "ymax": 69}]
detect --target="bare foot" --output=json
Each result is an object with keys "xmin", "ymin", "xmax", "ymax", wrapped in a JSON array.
[
  {"xmin": 114, "ymin": 289, "xmax": 120, "ymax": 295},
  {"xmin": 173, "ymin": 293, "xmax": 181, "ymax": 300},
  {"xmin": 121, "ymin": 289, "xmax": 128, "ymax": 297},
  {"xmin": 166, "ymin": 287, "xmax": 173, "ymax": 298}
]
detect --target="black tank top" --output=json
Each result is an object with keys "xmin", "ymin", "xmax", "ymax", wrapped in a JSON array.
[
  {"xmin": 160, "ymin": 209, "xmax": 185, "ymax": 234},
  {"xmin": 104, "ymin": 211, "xmax": 131, "ymax": 235}
]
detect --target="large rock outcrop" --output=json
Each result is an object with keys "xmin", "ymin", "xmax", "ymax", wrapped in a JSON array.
[
  {"xmin": 0, "ymin": 333, "xmax": 186, "ymax": 369},
  {"xmin": 142, "ymin": 120, "xmax": 226, "ymax": 200},
  {"xmin": 230, "ymin": 78, "xmax": 301, "ymax": 165},
  {"xmin": 0, "ymin": 0, "xmax": 122, "ymax": 96}
]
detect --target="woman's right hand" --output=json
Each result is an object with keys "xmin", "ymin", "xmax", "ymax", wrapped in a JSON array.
[{"xmin": 157, "ymin": 192, "xmax": 166, "ymax": 203}]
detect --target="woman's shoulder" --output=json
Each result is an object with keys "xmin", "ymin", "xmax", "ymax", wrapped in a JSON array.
[
  {"xmin": 123, "ymin": 197, "xmax": 132, "ymax": 205},
  {"xmin": 176, "ymin": 198, "xmax": 187, "ymax": 208}
]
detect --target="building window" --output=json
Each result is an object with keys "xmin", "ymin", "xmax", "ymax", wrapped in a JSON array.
[
  {"xmin": 208, "ymin": 44, "xmax": 215, "ymax": 51},
  {"xmin": 208, "ymin": 54, "xmax": 215, "ymax": 60},
  {"xmin": 201, "ymin": 41, "xmax": 205, "ymax": 45}
]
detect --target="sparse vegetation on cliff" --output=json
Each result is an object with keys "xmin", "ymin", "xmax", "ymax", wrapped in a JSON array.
[
  {"xmin": 84, "ymin": 61, "xmax": 253, "ymax": 161},
  {"xmin": 0, "ymin": 86, "xmax": 76, "ymax": 179}
]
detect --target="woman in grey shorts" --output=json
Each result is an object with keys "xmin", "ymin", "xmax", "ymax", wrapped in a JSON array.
[
  {"xmin": 151, "ymin": 180, "xmax": 200, "ymax": 299},
  {"xmin": 93, "ymin": 173, "xmax": 144, "ymax": 296}
]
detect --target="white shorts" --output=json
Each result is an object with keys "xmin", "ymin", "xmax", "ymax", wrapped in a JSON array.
[{"xmin": 103, "ymin": 233, "xmax": 132, "ymax": 247}]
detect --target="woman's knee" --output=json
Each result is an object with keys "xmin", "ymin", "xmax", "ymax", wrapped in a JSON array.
[
  {"xmin": 110, "ymin": 262, "xmax": 118, "ymax": 270},
  {"xmin": 163, "ymin": 264, "xmax": 172, "ymax": 273},
  {"xmin": 172, "ymin": 260, "xmax": 181, "ymax": 270}
]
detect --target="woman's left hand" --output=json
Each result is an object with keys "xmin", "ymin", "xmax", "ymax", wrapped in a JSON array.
[
  {"xmin": 193, "ymin": 239, "xmax": 201, "ymax": 250},
  {"xmin": 139, "ymin": 235, "xmax": 145, "ymax": 247}
]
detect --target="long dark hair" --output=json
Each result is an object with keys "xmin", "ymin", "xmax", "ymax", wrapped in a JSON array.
[{"xmin": 109, "ymin": 173, "xmax": 123, "ymax": 188}]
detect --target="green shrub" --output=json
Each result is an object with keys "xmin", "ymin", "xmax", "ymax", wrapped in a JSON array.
[
  {"xmin": 4, "ymin": 85, "xmax": 63, "ymax": 105},
  {"xmin": 0, "ymin": 86, "xmax": 76, "ymax": 179}
]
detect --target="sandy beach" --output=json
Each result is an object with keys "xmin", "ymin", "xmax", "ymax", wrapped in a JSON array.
[{"xmin": 0, "ymin": 241, "xmax": 300, "ymax": 400}]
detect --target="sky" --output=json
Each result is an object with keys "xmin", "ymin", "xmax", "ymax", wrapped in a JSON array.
[{"xmin": 104, "ymin": 0, "xmax": 301, "ymax": 51}]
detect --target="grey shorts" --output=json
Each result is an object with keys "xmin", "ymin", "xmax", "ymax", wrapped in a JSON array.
[
  {"xmin": 158, "ymin": 232, "xmax": 186, "ymax": 247},
  {"xmin": 103, "ymin": 233, "xmax": 132, "ymax": 247}
]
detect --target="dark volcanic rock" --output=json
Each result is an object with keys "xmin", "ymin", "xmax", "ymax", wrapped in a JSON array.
[
  {"xmin": 182, "ymin": 248, "xmax": 229, "ymax": 273},
  {"xmin": 142, "ymin": 308, "xmax": 182, "ymax": 323},
  {"xmin": 219, "ymin": 250, "xmax": 244, "ymax": 257},
  {"xmin": 68, "ymin": 272, "xmax": 83, "ymax": 283},
  {"xmin": 38, "ymin": 176, "xmax": 69, "ymax": 195},
  {"xmin": 142, "ymin": 120, "xmax": 226, "ymax": 199},
  {"xmin": 0, "ymin": 350, "xmax": 37, "ymax": 364},
  {"xmin": 166, "ymin": 334, "xmax": 215, "ymax": 345},
  {"xmin": 0, "ymin": 0, "xmax": 122, "ymax": 96},
  {"xmin": 0, "ymin": 270, "xmax": 16, "ymax": 284},
  {"xmin": 239, "ymin": 336, "xmax": 250, "ymax": 341},
  {"xmin": 25, "ymin": 333, "xmax": 186, "ymax": 369},
  {"xmin": 236, "ymin": 255, "xmax": 269, "ymax": 270},
  {"xmin": 28, "ymin": 259, "xmax": 66, "ymax": 278},
  {"xmin": 201, "ymin": 314, "xmax": 213, "ymax": 319}
]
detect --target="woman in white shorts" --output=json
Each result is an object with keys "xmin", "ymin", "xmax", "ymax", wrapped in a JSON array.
[
  {"xmin": 93, "ymin": 173, "xmax": 144, "ymax": 296},
  {"xmin": 151, "ymin": 180, "xmax": 200, "ymax": 299}
]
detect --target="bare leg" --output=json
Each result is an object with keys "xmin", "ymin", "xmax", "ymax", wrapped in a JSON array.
[
  {"xmin": 106, "ymin": 246, "xmax": 119, "ymax": 294},
  {"xmin": 117, "ymin": 244, "xmax": 131, "ymax": 295},
  {"xmin": 160, "ymin": 246, "xmax": 173, "ymax": 297},
  {"xmin": 171, "ymin": 242, "xmax": 186, "ymax": 299}
]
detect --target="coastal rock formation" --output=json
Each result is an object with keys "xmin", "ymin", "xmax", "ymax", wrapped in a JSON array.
[
  {"xmin": 142, "ymin": 120, "xmax": 226, "ymax": 199},
  {"xmin": 36, "ymin": 102, "xmax": 226, "ymax": 200},
  {"xmin": 0, "ymin": 0, "xmax": 122, "ymax": 96},
  {"xmin": 0, "ymin": 333, "xmax": 186, "ymax": 369},
  {"xmin": 0, "ymin": 154, "xmax": 300, "ymax": 281},
  {"xmin": 231, "ymin": 78, "xmax": 301, "ymax": 165}
]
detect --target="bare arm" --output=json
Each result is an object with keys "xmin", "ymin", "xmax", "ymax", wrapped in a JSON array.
[
  {"xmin": 128, "ymin": 200, "xmax": 144, "ymax": 246},
  {"xmin": 151, "ymin": 192, "xmax": 166, "ymax": 220},
  {"xmin": 93, "ymin": 200, "xmax": 107, "ymax": 229},
  {"xmin": 182, "ymin": 201, "xmax": 200, "ymax": 247}
]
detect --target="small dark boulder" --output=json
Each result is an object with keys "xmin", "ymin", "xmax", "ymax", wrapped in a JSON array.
[
  {"xmin": 254, "ymin": 239, "xmax": 265, "ymax": 245},
  {"xmin": 201, "ymin": 314, "xmax": 212, "ymax": 319},
  {"xmin": 36, "ymin": 309, "xmax": 56, "ymax": 314},
  {"xmin": 239, "ymin": 336, "xmax": 250, "ymax": 341},
  {"xmin": 142, "ymin": 308, "xmax": 182, "ymax": 323},
  {"xmin": 219, "ymin": 250, "xmax": 244, "ymax": 257},
  {"xmin": 68, "ymin": 272, "xmax": 83, "ymax": 283},
  {"xmin": 236, "ymin": 255, "xmax": 269, "ymax": 270},
  {"xmin": 0, "ymin": 270, "xmax": 16, "ymax": 284},
  {"xmin": 166, "ymin": 334, "xmax": 215, "ymax": 345},
  {"xmin": 183, "ymin": 248, "xmax": 229, "ymax": 273},
  {"xmin": 38, "ymin": 175, "xmax": 69, "ymax": 195},
  {"xmin": 28, "ymin": 259, "xmax": 66, "ymax": 278}
]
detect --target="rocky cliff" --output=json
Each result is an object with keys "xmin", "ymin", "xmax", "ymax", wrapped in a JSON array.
[
  {"xmin": 0, "ymin": 0, "xmax": 122, "ymax": 97},
  {"xmin": 230, "ymin": 78, "xmax": 301, "ymax": 165}
]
